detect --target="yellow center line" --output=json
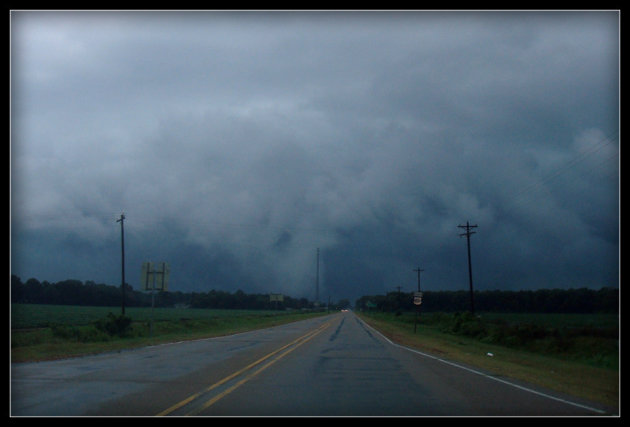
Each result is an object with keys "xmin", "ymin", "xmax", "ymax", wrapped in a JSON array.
[
  {"xmin": 157, "ymin": 321, "xmax": 332, "ymax": 416},
  {"xmin": 187, "ymin": 321, "xmax": 331, "ymax": 416}
]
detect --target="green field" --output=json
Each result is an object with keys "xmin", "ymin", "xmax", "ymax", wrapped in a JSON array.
[
  {"xmin": 11, "ymin": 304, "xmax": 293, "ymax": 329},
  {"xmin": 478, "ymin": 311, "xmax": 619, "ymax": 330},
  {"xmin": 358, "ymin": 310, "xmax": 619, "ymax": 411},
  {"xmin": 11, "ymin": 304, "xmax": 329, "ymax": 362}
]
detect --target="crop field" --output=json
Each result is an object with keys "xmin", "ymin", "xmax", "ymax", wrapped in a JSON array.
[
  {"xmin": 10, "ymin": 304, "xmax": 329, "ymax": 362},
  {"xmin": 11, "ymin": 304, "xmax": 288, "ymax": 329},
  {"xmin": 478, "ymin": 311, "xmax": 619, "ymax": 330}
]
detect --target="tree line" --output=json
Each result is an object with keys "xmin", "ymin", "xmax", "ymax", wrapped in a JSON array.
[
  {"xmin": 10, "ymin": 275, "xmax": 348, "ymax": 311},
  {"xmin": 11, "ymin": 275, "xmax": 617, "ymax": 313},
  {"xmin": 355, "ymin": 287, "xmax": 618, "ymax": 313}
]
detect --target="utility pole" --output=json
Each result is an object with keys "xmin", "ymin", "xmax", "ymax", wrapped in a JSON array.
[
  {"xmin": 117, "ymin": 213, "xmax": 126, "ymax": 316},
  {"xmin": 413, "ymin": 267, "xmax": 424, "ymax": 292},
  {"xmin": 458, "ymin": 221, "xmax": 478, "ymax": 315},
  {"xmin": 315, "ymin": 248, "xmax": 320, "ymax": 306}
]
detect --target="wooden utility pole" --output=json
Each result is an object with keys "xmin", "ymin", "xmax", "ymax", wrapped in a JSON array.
[
  {"xmin": 117, "ymin": 213, "xmax": 126, "ymax": 316},
  {"xmin": 458, "ymin": 221, "xmax": 478, "ymax": 315},
  {"xmin": 315, "ymin": 248, "xmax": 320, "ymax": 305}
]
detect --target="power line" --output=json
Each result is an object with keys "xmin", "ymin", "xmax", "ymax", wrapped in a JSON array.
[{"xmin": 504, "ymin": 130, "xmax": 619, "ymax": 215}]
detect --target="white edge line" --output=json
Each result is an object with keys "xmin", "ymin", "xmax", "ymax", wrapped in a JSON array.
[{"xmin": 357, "ymin": 316, "xmax": 608, "ymax": 415}]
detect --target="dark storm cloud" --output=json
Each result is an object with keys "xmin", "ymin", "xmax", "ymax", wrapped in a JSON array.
[{"xmin": 11, "ymin": 11, "xmax": 618, "ymax": 302}]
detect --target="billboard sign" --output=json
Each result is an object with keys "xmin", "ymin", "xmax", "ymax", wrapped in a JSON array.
[
  {"xmin": 269, "ymin": 293, "xmax": 284, "ymax": 302},
  {"xmin": 142, "ymin": 261, "xmax": 170, "ymax": 291}
]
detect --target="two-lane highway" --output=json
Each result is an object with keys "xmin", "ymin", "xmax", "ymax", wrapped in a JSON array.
[{"xmin": 11, "ymin": 311, "xmax": 612, "ymax": 416}]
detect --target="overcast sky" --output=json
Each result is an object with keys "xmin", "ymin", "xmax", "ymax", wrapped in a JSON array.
[{"xmin": 10, "ymin": 10, "xmax": 619, "ymax": 303}]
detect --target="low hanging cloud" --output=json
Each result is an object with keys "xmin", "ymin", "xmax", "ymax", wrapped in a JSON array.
[{"xmin": 11, "ymin": 11, "xmax": 618, "ymax": 302}]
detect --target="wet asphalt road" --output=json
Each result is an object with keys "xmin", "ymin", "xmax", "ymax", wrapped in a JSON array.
[{"xmin": 11, "ymin": 311, "xmax": 612, "ymax": 416}]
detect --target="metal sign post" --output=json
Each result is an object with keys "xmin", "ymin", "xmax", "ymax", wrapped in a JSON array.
[
  {"xmin": 412, "ymin": 267, "xmax": 424, "ymax": 333},
  {"xmin": 413, "ymin": 292, "xmax": 423, "ymax": 333},
  {"xmin": 141, "ymin": 262, "xmax": 170, "ymax": 337}
]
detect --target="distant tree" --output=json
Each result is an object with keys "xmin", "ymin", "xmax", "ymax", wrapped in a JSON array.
[
  {"xmin": 10, "ymin": 274, "xmax": 617, "ymax": 314},
  {"xmin": 24, "ymin": 278, "xmax": 43, "ymax": 303},
  {"xmin": 11, "ymin": 275, "xmax": 23, "ymax": 303}
]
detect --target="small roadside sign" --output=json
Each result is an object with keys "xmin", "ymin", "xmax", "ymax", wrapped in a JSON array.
[{"xmin": 413, "ymin": 292, "xmax": 423, "ymax": 305}]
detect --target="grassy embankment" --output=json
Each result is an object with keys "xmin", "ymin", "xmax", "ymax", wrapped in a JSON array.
[
  {"xmin": 11, "ymin": 304, "xmax": 329, "ymax": 363},
  {"xmin": 357, "ymin": 310, "xmax": 618, "ymax": 411}
]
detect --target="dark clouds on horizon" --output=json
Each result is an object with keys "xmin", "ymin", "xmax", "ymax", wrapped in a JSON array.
[{"xmin": 10, "ymin": 11, "xmax": 619, "ymax": 303}]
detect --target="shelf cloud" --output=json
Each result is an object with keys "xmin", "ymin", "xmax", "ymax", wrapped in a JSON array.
[{"xmin": 11, "ymin": 11, "xmax": 619, "ymax": 302}]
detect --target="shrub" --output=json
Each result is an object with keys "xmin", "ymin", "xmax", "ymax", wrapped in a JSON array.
[
  {"xmin": 460, "ymin": 318, "xmax": 487, "ymax": 339},
  {"xmin": 51, "ymin": 324, "xmax": 110, "ymax": 342},
  {"xmin": 78, "ymin": 327, "xmax": 111, "ymax": 342},
  {"xmin": 51, "ymin": 324, "xmax": 77, "ymax": 340},
  {"xmin": 94, "ymin": 313, "xmax": 133, "ymax": 337}
]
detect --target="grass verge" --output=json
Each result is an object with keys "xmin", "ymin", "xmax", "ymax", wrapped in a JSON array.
[
  {"xmin": 357, "ymin": 311, "xmax": 618, "ymax": 412},
  {"xmin": 11, "ymin": 306, "xmax": 330, "ymax": 363}
]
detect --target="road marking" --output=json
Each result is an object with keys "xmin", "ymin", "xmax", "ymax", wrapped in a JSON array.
[
  {"xmin": 357, "ymin": 316, "xmax": 608, "ymax": 415},
  {"xmin": 187, "ymin": 321, "xmax": 330, "ymax": 416},
  {"xmin": 157, "ymin": 321, "xmax": 332, "ymax": 416}
]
